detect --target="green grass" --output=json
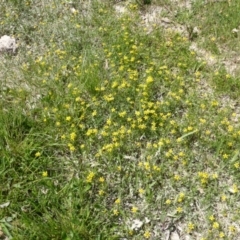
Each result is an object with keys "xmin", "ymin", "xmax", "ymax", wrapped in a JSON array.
[{"xmin": 1, "ymin": 0, "xmax": 240, "ymax": 239}]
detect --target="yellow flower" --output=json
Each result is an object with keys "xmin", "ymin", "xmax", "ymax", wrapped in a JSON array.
[
  {"xmin": 146, "ymin": 76, "xmax": 153, "ymax": 84},
  {"xmin": 115, "ymin": 198, "xmax": 121, "ymax": 204},
  {"xmin": 177, "ymin": 138, "xmax": 182, "ymax": 143},
  {"xmin": 232, "ymin": 184, "xmax": 238, "ymax": 193},
  {"xmin": 98, "ymin": 190, "xmax": 104, "ymax": 195},
  {"xmin": 219, "ymin": 232, "xmax": 225, "ymax": 238},
  {"xmin": 212, "ymin": 222, "xmax": 219, "ymax": 229},
  {"xmin": 129, "ymin": 230, "xmax": 133, "ymax": 236},
  {"xmin": 178, "ymin": 192, "xmax": 185, "ymax": 202},
  {"xmin": 42, "ymin": 171, "xmax": 48, "ymax": 177},
  {"xmin": 212, "ymin": 173, "xmax": 218, "ymax": 179},
  {"xmin": 176, "ymin": 207, "xmax": 183, "ymax": 213},
  {"xmin": 119, "ymin": 111, "xmax": 127, "ymax": 117},
  {"xmin": 187, "ymin": 222, "xmax": 195, "ymax": 232},
  {"xmin": 66, "ymin": 116, "xmax": 71, "ymax": 121},
  {"xmin": 226, "ymin": 74, "xmax": 231, "ymax": 79},
  {"xmin": 139, "ymin": 188, "xmax": 145, "ymax": 194},
  {"xmin": 205, "ymin": 130, "xmax": 211, "ymax": 135},
  {"xmin": 131, "ymin": 206, "xmax": 138, "ymax": 213},
  {"xmin": 229, "ymin": 225, "xmax": 236, "ymax": 233},
  {"xmin": 113, "ymin": 209, "xmax": 119, "ymax": 216},
  {"xmin": 209, "ymin": 215, "xmax": 215, "ymax": 221},
  {"xmin": 221, "ymin": 194, "xmax": 227, "ymax": 202},
  {"xmin": 99, "ymin": 177, "xmax": 105, "ymax": 183},
  {"xmin": 117, "ymin": 166, "xmax": 122, "ymax": 171},
  {"xmin": 35, "ymin": 152, "xmax": 41, "ymax": 157},
  {"xmin": 70, "ymin": 132, "xmax": 77, "ymax": 141},
  {"xmin": 86, "ymin": 171, "xmax": 95, "ymax": 183},
  {"xmin": 165, "ymin": 199, "xmax": 171, "ymax": 205},
  {"xmin": 234, "ymin": 162, "xmax": 239, "ymax": 169},
  {"xmin": 144, "ymin": 231, "xmax": 151, "ymax": 239},
  {"xmin": 228, "ymin": 125, "xmax": 234, "ymax": 132},
  {"xmin": 68, "ymin": 144, "xmax": 75, "ymax": 151},
  {"xmin": 106, "ymin": 118, "xmax": 112, "ymax": 125},
  {"xmin": 174, "ymin": 175, "xmax": 181, "ymax": 181}
]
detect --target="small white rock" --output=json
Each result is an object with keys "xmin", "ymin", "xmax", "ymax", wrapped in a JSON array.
[
  {"xmin": 0, "ymin": 35, "xmax": 17, "ymax": 54},
  {"xmin": 0, "ymin": 201, "xmax": 10, "ymax": 208},
  {"xmin": 232, "ymin": 28, "xmax": 239, "ymax": 33},
  {"xmin": 161, "ymin": 17, "xmax": 172, "ymax": 24},
  {"xmin": 145, "ymin": 217, "xmax": 150, "ymax": 223},
  {"xmin": 193, "ymin": 26, "xmax": 200, "ymax": 35},
  {"xmin": 70, "ymin": 7, "xmax": 77, "ymax": 14},
  {"xmin": 130, "ymin": 219, "xmax": 143, "ymax": 230},
  {"xmin": 170, "ymin": 232, "xmax": 180, "ymax": 240}
]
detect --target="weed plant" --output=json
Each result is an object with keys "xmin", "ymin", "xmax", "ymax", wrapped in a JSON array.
[{"xmin": 1, "ymin": 0, "xmax": 240, "ymax": 239}]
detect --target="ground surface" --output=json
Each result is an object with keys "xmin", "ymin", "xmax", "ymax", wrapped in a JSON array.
[{"xmin": 1, "ymin": 0, "xmax": 240, "ymax": 239}]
